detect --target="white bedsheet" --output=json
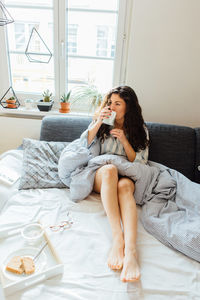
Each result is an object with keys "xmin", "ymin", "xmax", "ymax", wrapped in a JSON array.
[{"xmin": 0, "ymin": 150, "xmax": 200, "ymax": 300}]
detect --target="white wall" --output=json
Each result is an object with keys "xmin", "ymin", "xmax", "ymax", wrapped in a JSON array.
[
  {"xmin": 0, "ymin": 117, "xmax": 41, "ymax": 154},
  {"xmin": 126, "ymin": 0, "xmax": 200, "ymax": 127}
]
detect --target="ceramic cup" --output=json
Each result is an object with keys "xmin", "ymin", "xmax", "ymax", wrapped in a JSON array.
[
  {"xmin": 21, "ymin": 223, "xmax": 44, "ymax": 245},
  {"xmin": 102, "ymin": 110, "xmax": 116, "ymax": 126}
]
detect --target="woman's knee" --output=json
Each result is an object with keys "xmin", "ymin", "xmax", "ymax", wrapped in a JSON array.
[
  {"xmin": 117, "ymin": 178, "xmax": 135, "ymax": 194},
  {"xmin": 100, "ymin": 164, "xmax": 118, "ymax": 180},
  {"xmin": 93, "ymin": 164, "xmax": 118, "ymax": 193}
]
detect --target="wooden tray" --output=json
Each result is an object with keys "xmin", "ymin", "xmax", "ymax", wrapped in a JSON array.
[{"xmin": 0, "ymin": 222, "xmax": 64, "ymax": 297}]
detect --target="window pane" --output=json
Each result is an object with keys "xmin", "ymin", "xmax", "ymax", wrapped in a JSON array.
[
  {"xmin": 67, "ymin": 10, "xmax": 117, "ymax": 58},
  {"xmin": 9, "ymin": 53, "xmax": 54, "ymax": 92},
  {"xmin": 68, "ymin": 57, "xmax": 114, "ymax": 92},
  {"xmin": 5, "ymin": 1, "xmax": 54, "ymax": 94},
  {"xmin": 67, "ymin": 3, "xmax": 118, "ymax": 93}
]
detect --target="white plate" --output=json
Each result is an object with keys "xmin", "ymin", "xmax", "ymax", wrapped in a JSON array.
[{"xmin": 2, "ymin": 247, "xmax": 47, "ymax": 281}]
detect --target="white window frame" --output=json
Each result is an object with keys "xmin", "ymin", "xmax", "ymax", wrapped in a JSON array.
[
  {"xmin": 113, "ymin": 0, "xmax": 132, "ymax": 86},
  {"xmin": 0, "ymin": 0, "xmax": 132, "ymax": 110},
  {"xmin": 0, "ymin": 24, "xmax": 10, "ymax": 94}
]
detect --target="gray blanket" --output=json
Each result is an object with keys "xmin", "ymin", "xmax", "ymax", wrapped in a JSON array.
[{"xmin": 58, "ymin": 134, "xmax": 200, "ymax": 263}]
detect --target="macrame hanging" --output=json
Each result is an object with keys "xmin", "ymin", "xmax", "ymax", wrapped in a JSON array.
[
  {"xmin": 0, "ymin": 1, "xmax": 14, "ymax": 26},
  {"xmin": 0, "ymin": 86, "xmax": 20, "ymax": 109},
  {"xmin": 25, "ymin": 27, "xmax": 52, "ymax": 63}
]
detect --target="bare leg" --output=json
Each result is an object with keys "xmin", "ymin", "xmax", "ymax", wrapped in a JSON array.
[
  {"xmin": 117, "ymin": 178, "xmax": 140, "ymax": 282},
  {"xmin": 93, "ymin": 164, "xmax": 124, "ymax": 270}
]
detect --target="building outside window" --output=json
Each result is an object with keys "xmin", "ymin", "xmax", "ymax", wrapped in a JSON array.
[
  {"xmin": 68, "ymin": 24, "xmax": 78, "ymax": 54},
  {"xmin": 14, "ymin": 23, "xmax": 25, "ymax": 50},
  {"xmin": 96, "ymin": 26, "xmax": 108, "ymax": 57}
]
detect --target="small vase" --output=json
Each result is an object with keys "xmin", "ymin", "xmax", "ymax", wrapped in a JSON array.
[
  {"xmin": 59, "ymin": 102, "xmax": 70, "ymax": 113},
  {"xmin": 37, "ymin": 99, "xmax": 54, "ymax": 111},
  {"xmin": 5, "ymin": 98, "xmax": 17, "ymax": 108},
  {"xmin": 6, "ymin": 99, "xmax": 16, "ymax": 104}
]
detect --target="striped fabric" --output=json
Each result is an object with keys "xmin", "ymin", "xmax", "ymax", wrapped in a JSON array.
[{"xmin": 100, "ymin": 135, "xmax": 125, "ymax": 156}]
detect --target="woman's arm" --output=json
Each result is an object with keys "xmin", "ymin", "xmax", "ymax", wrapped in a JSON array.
[
  {"xmin": 87, "ymin": 120, "xmax": 102, "ymax": 145},
  {"xmin": 121, "ymin": 139, "xmax": 136, "ymax": 162},
  {"xmin": 88, "ymin": 106, "xmax": 111, "ymax": 145}
]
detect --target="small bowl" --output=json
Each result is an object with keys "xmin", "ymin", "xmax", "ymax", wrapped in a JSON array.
[{"xmin": 21, "ymin": 223, "xmax": 44, "ymax": 244}]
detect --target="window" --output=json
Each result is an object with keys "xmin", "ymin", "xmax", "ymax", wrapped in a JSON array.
[
  {"xmin": 5, "ymin": 0, "xmax": 54, "ymax": 94},
  {"xmin": 67, "ymin": 0, "xmax": 122, "ymax": 95},
  {"xmin": 2, "ymin": 0, "xmax": 129, "ymax": 110}
]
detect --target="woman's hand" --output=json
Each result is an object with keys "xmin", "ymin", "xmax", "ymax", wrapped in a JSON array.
[
  {"xmin": 97, "ymin": 106, "xmax": 112, "ymax": 123},
  {"xmin": 110, "ymin": 128, "xmax": 127, "ymax": 144},
  {"xmin": 110, "ymin": 128, "xmax": 136, "ymax": 162}
]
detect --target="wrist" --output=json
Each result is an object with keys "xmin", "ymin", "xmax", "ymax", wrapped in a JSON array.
[
  {"xmin": 122, "ymin": 138, "xmax": 129, "ymax": 147},
  {"xmin": 96, "ymin": 118, "xmax": 103, "ymax": 126}
]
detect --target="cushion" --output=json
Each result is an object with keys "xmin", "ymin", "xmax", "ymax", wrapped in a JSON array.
[
  {"xmin": 19, "ymin": 138, "xmax": 70, "ymax": 190},
  {"xmin": 147, "ymin": 122, "xmax": 195, "ymax": 181}
]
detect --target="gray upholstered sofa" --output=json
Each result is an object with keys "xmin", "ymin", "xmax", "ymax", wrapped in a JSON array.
[{"xmin": 40, "ymin": 115, "xmax": 200, "ymax": 184}]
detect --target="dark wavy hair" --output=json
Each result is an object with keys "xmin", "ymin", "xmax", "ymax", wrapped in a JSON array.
[{"xmin": 96, "ymin": 86, "xmax": 149, "ymax": 152}]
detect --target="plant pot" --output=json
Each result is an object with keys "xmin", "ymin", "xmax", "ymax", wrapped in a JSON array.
[
  {"xmin": 59, "ymin": 102, "xmax": 70, "ymax": 113},
  {"xmin": 6, "ymin": 99, "xmax": 16, "ymax": 104},
  {"xmin": 6, "ymin": 103, "xmax": 17, "ymax": 108},
  {"xmin": 37, "ymin": 100, "xmax": 53, "ymax": 112}
]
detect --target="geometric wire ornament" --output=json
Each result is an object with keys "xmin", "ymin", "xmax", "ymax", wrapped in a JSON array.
[
  {"xmin": 25, "ymin": 27, "xmax": 52, "ymax": 63},
  {"xmin": 0, "ymin": 86, "xmax": 20, "ymax": 109},
  {"xmin": 0, "ymin": 1, "xmax": 14, "ymax": 26}
]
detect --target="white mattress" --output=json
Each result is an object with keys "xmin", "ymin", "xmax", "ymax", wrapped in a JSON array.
[{"xmin": 0, "ymin": 150, "xmax": 200, "ymax": 300}]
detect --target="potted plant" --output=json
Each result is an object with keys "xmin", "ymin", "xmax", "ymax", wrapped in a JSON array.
[
  {"xmin": 6, "ymin": 96, "xmax": 17, "ymax": 108},
  {"xmin": 37, "ymin": 89, "xmax": 54, "ymax": 111},
  {"xmin": 59, "ymin": 91, "xmax": 71, "ymax": 113},
  {"xmin": 71, "ymin": 84, "xmax": 103, "ymax": 112}
]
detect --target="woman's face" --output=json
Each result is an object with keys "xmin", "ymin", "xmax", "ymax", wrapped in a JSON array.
[{"xmin": 108, "ymin": 93, "xmax": 126, "ymax": 122}]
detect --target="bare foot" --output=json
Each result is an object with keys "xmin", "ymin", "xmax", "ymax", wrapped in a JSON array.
[
  {"xmin": 108, "ymin": 236, "xmax": 124, "ymax": 270},
  {"xmin": 120, "ymin": 250, "xmax": 140, "ymax": 282}
]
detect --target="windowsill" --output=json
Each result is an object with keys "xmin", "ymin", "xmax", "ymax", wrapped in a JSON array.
[{"xmin": 0, "ymin": 106, "xmax": 92, "ymax": 119}]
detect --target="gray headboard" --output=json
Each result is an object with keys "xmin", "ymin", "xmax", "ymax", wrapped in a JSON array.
[{"xmin": 40, "ymin": 115, "xmax": 92, "ymax": 142}]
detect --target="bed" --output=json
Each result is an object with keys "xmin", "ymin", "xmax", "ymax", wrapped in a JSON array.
[{"xmin": 0, "ymin": 115, "xmax": 200, "ymax": 300}]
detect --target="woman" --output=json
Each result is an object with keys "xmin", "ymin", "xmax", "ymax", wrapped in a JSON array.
[{"xmin": 88, "ymin": 86, "xmax": 149, "ymax": 282}]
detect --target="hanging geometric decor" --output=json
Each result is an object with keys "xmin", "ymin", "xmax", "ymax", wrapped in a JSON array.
[
  {"xmin": 25, "ymin": 27, "xmax": 52, "ymax": 63},
  {"xmin": 0, "ymin": 1, "xmax": 14, "ymax": 26},
  {"xmin": 0, "ymin": 86, "xmax": 20, "ymax": 109}
]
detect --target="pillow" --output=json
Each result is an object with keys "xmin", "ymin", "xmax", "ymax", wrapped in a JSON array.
[{"xmin": 19, "ymin": 138, "xmax": 70, "ymax": 190}]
